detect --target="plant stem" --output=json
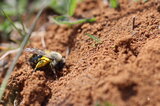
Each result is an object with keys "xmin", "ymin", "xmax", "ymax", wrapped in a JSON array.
[
  {"xmin": 0, "ymin": 8, "xmax": 24, "ymax": 37},
  {"xmin": 0, "ymin": 1, "xmax": 46, "ymax": 101}
]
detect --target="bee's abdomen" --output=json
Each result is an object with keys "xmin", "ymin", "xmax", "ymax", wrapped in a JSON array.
[{"xmin": 29, "ymin": 54, "xmax": 42, "ymax": 68}]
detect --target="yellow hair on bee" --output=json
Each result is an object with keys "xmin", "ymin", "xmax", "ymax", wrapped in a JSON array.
[{"xmin": 34, "ymin": 56, "xmax": 51, "ymax": 71}]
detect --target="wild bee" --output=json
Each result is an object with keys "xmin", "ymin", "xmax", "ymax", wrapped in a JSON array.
[{"xmin": 25, "ymin": 48, "xmax": 65, "ymax": 78}]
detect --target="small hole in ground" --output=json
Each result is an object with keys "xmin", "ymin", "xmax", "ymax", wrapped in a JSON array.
[{"xmin": 118, "ymin": 83, "xmax": 137, "ymax": 101}]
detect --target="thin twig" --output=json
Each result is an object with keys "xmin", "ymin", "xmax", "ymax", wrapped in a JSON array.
[
  {"xmin": 103, "ymin": 0, "xmax": 109, "ymax": 6},
  {"xmin": 0, "ymin": 1, "xmax": 47, "ymax": 100},
  {"xmin": 65, "ymin": 46, "xmax": 70, "ymax": 59},
  {"xmin": 132, "ymin": 16, "xmax": 136, "ymax": 30},
  {"xmin": 41, "ymin": 32, "xmax": 46, "ymax": 48},
  {"xmin": 31, "ymin": 31, "xmax": 46, "ymax": 48},
  {"xmin": 0, "ymin": 48, "xmax": 20, "ymax": 61}
]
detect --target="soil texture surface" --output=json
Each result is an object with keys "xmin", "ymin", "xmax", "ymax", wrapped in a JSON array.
[{"xmin": 2, "ymin": 0, "xmax": 160, "ymax": 106}]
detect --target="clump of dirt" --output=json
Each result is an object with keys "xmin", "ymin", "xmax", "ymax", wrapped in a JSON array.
[{"xmin": 2, "ymin": 0, "xmax": 160, "ymax": 106}]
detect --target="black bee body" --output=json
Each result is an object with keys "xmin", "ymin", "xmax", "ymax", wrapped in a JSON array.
[
  {"xmin": 25, "ymin": 48, "xmax": 65, "ymax": 78},
  {"xmin": 28, "ymin": 54, "xmax": 65, "ymax": 71},
  {"xmin": 29, "ymin": 54, "xmax": 42, "ymax": 68},
  {"xmin": 54, "ymin": 59, "xmax": 65, "ymax": 70}
]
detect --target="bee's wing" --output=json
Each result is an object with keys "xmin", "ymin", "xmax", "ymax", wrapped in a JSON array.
[
  {"xmin": 25, "ymin": 48, "xmax": 61, "ymax": 60},
  {"xmin": 25, "ymin": 48, "xmax": 46, "ymax": 56}
]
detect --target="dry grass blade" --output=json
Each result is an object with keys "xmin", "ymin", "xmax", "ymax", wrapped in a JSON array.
[
  {"xmin": 0, "ymin": 8, "xmax": 24, "ymax": 37},
  {"xmin": 85, "ymin": 33, "xmax": 101, "ymax": 44},
  {"xmin": 0, "ymin": 48, "xmax": 20, "ymax": 61},
  {"xmin": 0, "ymin": 1, "xmax": 47, "ymax": 100}
]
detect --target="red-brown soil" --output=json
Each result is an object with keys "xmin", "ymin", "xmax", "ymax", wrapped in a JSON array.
[{"xmin": 2, "ymin": 0, "xmax": 160, "ymax": 106}]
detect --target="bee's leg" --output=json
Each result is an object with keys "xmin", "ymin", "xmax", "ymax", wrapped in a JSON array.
[
  {"xmin": 50, "ymin": 61, "xmax": 58, "ymax": 79},
  {"xmin": 33, "ymin": 67, "xmax": 37, "ymax": 72},
  {"xmin": 33, "ymin": 60, "xmax": 43, "ymax": 72},
  {"xmin": 33, "ymin": 66, "xmax": 38, "ymax": 72}
]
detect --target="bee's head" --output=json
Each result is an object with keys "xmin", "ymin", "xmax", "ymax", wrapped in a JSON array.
[
  {"xmin": 49, "ymin": 52, "xmax": 65, "ymax": 70},
  {"xmin": 55, "ymin": 57, "xmax": 65, "ymax": 70}
]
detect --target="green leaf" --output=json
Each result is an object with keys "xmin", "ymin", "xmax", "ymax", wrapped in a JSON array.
[
  {"xmin": 0, "ymin": 20, "xmax": 12, "ymax": 33},
  {"xmin": 0, "ymin": 0, "xmax": 28, "ymax": 16},
  {"xmin": 104, "ymin": 101, "xmax": 114, "ymax": 106},
  {"xmin": 68, "ymin": 0, "xmax": 77, "ymax": 16},
  {"xmin": 0, "ymin": 2, "xmax": 16, "ymax": 16},
  {"xmin": 50, "ymin": 16, "xmax": 96, "ymax": 26},
  {"xmin": 0, "ymin": 8, "xmax": 24, "ymax": 36},
  {"xmin": 133, "ymin": 0, "xmax": 148, "ymax": 2},
  {"xmin": 50, "ymin": 0, "xmax": 68, "ymax": 15},
  {"xmin": 95, "ymin": 101, "xmax": 115, "ymax": 106},
  {"xmin": 17, "ymin": 0, "xmax": 28, "ymax": 14},
  {"xmin": 0, "ymin": 20, "xmax": 12, "ymax": 40},
  {"xmin": 85, "ymin": 33, "xmax": 101, "ymax": 44},
  {"xmin": 50, "ymin": 0, "xmax": 78, "ymax": 16},
  {"xmin": 109, "ymin": 0, "xmax": 119, "ymax": 8},
  {"xmin": 143, "ymin": 0, "xmax": 148, "ymax": 2}
]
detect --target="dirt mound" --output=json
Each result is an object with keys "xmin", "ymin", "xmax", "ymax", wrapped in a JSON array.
[{"xmin": 3, "ymin": 0, "xmax": 160, "ymax": 106}]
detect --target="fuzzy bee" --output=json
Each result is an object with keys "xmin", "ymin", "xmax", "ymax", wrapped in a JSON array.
[{"xmin": 25, "ymin": 48, "xmax": 65, "ymax": 78}]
